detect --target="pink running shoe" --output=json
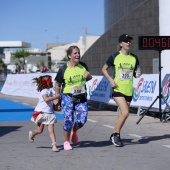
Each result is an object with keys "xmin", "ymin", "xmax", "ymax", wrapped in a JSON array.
[
  {"xmin": 71, "ymin": 132, "xmax": 78, "ymax": 144},
  {"xmin": 63, "ymin": 141, "xmax": 72, "ymax": 150}
]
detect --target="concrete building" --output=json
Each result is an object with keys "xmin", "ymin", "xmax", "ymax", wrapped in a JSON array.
[
  {"xmin": 1, "ymin": 35, "xmax": 100, "ymax": 73},
  {"xmin": 81, "ymin": 0, "xmax": 170, "ymax": 75},
  {"xmin": 9, "ymin": 49, "xmax": 49, "ymax": 73},
  {"xmin": 47, "ymin": 35, "xmax": 100, "ymax": 61},
  {"xmin": 0, "ymin": 41, "xmax": 31, "ymax": 64}
]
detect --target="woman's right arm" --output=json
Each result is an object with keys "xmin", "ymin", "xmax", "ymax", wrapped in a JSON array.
[
  {"xmin": 102, "ymin": 64, "xmax": 117, "ymax": 88},
  {"xmin": 53, "ymin": 83, "xmax": 61, "ymax": 111},
  {"xmin": 55, "ymin": 83, "xmax": 61, "ymax": 98}
]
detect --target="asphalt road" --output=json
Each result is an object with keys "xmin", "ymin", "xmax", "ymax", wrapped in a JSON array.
[{"xmin": 0, "ymin": 91, "xmax": 170, "ymax": 170}]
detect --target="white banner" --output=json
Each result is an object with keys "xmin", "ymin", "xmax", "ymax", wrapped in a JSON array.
[
  {"xmin": 1, "ymin": 73, "xmax": 56, "ymax": 98},
  {"xmin": 2, "ymin": 73, "xmax": 170, "ymax": 110},
  {"xmin": 86, "ymin": 76, "xmax": 113, "ymax": 103},
  {"xmin": 161, "ymin": 74, "xmax": 170, "ymax": 110},
  {"xmin": 131, "ymin": 74, "xmax": 159, "ymax": 107},
  {"xmin": 86, "ymin": 74, "xmax": 167, "ymax": 109}
]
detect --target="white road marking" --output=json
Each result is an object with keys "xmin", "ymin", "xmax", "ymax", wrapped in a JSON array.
[
  {"xmin": 22, "ymin": 103, "xmax": 29, "ymax": 105},
  {"xmin": 129, "ymin": 134, "xmax": 143, "ymax": 139},
  {"xmin": 12, "ymin": 100, "xmax": 19, "ymax": 102},
  {"xmin": 87, "ymin": 119, "xmax": 97, "ymax": 122},
  {"xmin": 162, "ymin": 145, "xmax": 170, "ymax": 149},
  {"xmin": 103, "ymin": 125, "xmax": 114, "ymax": 129},
  {"xmin": 129, "ymin": 134, "xmax": 149, "ymax": 139}
]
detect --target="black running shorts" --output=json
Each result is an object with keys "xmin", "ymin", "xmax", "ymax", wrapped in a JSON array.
[{"xmin": 112, "ymin": 92, "xmax": 132, "ymax": 102}]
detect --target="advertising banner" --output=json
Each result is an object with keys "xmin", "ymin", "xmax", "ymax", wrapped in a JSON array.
[
  {"xmin": 161, "ymin": 74, "xmax": 170, "ymax": 110},
  {"xmin": 2, "ymin": 73, "xmax": 170, "ymax": 110},
  {"xmin": 1, "ymin": 73, "xmax": 56, "ymax": 98},
  {"xmin": 86, "ymin": 76, "xmax": 113, "ymax": 103},
  {"xmin": 131, "ymin": 74, "xmax": 159, "ymax": 108}
]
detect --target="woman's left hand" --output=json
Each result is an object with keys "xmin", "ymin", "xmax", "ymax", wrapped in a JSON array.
[
  {"xmin": 53, "ymin": 98, "xmax": 61, "ymax": 111},
  {"xmin": 135, "ymin": 69, "xmax": 142, "ymax": 78},
  {"xmin": 85, "ymin": 71, "xmax": 92, "ymax": 81}
]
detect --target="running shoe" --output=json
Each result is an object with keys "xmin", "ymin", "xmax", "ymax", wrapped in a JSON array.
[
  {"xmin": 52, "ymin": 143, "xmax": 59, "ymax": 152},
  {"xmin": 63, "ymin": 141, "xmax": 73, "ymax": 150},
  {"xmin": 110, "ymin": 133, "xmax": 123, "ymax": 147}
]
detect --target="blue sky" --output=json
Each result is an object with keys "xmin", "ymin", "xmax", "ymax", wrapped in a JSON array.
[{"xmin": 0, "ymin": 0, "xmax": 104, "ymax": 51}]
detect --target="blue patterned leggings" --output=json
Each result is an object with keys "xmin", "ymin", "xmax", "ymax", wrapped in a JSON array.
[{"xmin": 61, "ymin": 94, "xmax": 88, "ymax": 132}]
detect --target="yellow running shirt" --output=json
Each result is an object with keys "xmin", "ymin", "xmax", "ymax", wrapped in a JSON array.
[
  {"xmin": 55, "ymin": 62, "xmax": 88, "ymax": 94},
  {"xmin": 106, "ymin": 51, "xmax": 139, "ymax": 96}
]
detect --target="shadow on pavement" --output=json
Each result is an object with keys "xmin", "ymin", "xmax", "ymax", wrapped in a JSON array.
[
  {"xmin": 74, "ymin": 140, "xmax": 112, "ymax": 148},
  {"xmin": 122, "ymin": 134, "xmax": 170, "ymax": 146},
  {"xmin": 35, "ymin": 141, "xmax": 112, "ymax": 151},
  {"xmin": 0, "ymin": 126, "xmax": 22, "ymax": 137},
  {"xmin": 138, "ymin": 134, "xmax": 170, "ymax": 144}
]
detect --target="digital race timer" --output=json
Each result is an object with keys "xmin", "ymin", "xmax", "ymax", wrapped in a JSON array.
[{"xmin": 138, "ymin": 36, "xmax": 170, "ymax": 50}]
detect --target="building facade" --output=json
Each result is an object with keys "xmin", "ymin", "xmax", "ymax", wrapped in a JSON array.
[
  {"xmin": 81, "ymin": 0, "xmax": 170, "ymax": 75},
  {"xmin": 1, "ymin": 36, "xmax": 100, "ymax": 73},
  {"xmin": 47, "ymin": 36, "xmax": 100, "ymax": 61}
]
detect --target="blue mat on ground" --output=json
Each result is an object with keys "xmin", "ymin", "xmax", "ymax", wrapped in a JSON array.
[{"xmin": 0, "ymin": 98, "xmax": 63, "ymax": 122}]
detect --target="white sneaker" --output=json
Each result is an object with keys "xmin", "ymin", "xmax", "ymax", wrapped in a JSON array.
[
  {"xmin": 29, "ymin": 131, "xmax": 34, "ymax": 142},
  {"xmin": 52, "ymin": 143, "xmax": 59, "ymax": 152}
]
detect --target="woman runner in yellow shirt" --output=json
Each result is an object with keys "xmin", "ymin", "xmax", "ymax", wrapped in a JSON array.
[{"xmin": 102, "ymin": 34, "xmax": 142, "ymax": 147}]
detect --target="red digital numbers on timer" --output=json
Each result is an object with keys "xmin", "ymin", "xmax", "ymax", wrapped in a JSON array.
[{"xmin": 139, "ymin": 36, "xmax": 170, "ymax": 50}]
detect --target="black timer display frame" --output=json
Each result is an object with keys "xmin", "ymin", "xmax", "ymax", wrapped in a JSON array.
[
  {"xmin": 139, "ymin": 36, "xmax": 170, "ymax": 50},
  {"xmin": 136, "ymin": 36, "xmax": 170, "ymax": 124}
]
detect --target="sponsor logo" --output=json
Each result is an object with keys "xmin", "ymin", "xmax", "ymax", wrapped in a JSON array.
[
  {"xmin": 89, "ymin": 79, "xmax": 98, "ymax": 96},
  {"xmin": 132, "ymin": 78, "xmax": 144, "ymax": 101},
  {"xmin": 161, "ymin": 75, "xmax": 170, "ymax": 105},
  {"xmin": 132, "ymin": 78, "xmax": 157, "ymax": 102},
  {"xmin": 88, "ymin": 78, "xmax": 109, "ymax": 97}
]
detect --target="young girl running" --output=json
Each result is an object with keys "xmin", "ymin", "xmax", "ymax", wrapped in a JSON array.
[{"xmin": 29, "ymin": 75, "xmax": 60, "ymax": 152}]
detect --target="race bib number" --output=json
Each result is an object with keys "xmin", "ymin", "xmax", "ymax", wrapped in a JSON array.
[
  {"xmin": 70, "ymin": 86, "xmax": 85, "ymax": 95},
  {"xmin": 119, "ymin": 70, "xmax": 133, "ymax": 80}
]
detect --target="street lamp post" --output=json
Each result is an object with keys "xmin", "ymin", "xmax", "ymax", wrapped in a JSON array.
[
  {"xmin": 47, "ymin": 52, "xmax": 51, "ymax": 71},
  {"xmin": 20, "ymin": 57, "xmax": 27, "ymax": 73}
]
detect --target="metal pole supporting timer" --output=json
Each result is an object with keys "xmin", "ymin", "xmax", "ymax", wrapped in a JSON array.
[{"xmin": 136, "ymin": 50, "xmax": 162, "ymax": 124}]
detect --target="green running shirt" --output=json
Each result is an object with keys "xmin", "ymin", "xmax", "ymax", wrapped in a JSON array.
[
  {"xmin": 55, "ymin": 61, "xmax": 88, "ymax": 94},
  {"xmin": 106, "ymin": 51, "xmax": 139, "ymax": 96}
]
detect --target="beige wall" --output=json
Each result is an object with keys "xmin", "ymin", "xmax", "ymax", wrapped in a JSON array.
[{"xmin": 48, "ymin": 36, "xmax": 100, "ymax": 61}]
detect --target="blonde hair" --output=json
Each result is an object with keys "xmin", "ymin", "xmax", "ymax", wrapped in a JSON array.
[{"xmin": 117, "ymin": 44, "xmax": 122, "ymax": 51}]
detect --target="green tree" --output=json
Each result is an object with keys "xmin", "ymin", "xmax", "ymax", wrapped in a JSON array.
[
  {"xmin": 39, "ymin": 60, "xmax": 45, "ymax": 66},
  {"xmin": 0, "ymin": 58, "xmax": 7, "ymax": 71},
  {"xmin": 13, "ymin": 49, "xmax": 30, "ymax": 72}
]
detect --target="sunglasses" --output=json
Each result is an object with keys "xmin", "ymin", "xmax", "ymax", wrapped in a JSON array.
[{"xmin": 123, "ymin": 39, "xmax": 131, "ymax": 43}]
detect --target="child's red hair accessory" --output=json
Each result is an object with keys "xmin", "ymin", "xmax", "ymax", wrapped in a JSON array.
[{"xmin": 41, "ymin": 77, "xmax": 52, "ymax": 86}]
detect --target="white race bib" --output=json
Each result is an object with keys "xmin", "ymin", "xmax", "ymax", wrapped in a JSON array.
[
  {"xmin": 70, "ymin": 86, "xmax": 85, "ymax": 95},
  {"xmin": 119, "ymin": 70, "xmax": 133, "ymax": 80}
]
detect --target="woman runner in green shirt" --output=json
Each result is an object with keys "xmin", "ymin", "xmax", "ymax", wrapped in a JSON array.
[
  {"xmin": 55, "ymin": 46, "xmax": 92, "ymax": 150},
  {"xmin": 102, "ymin": 34, "xmax": 142, "ymax": 147}
]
